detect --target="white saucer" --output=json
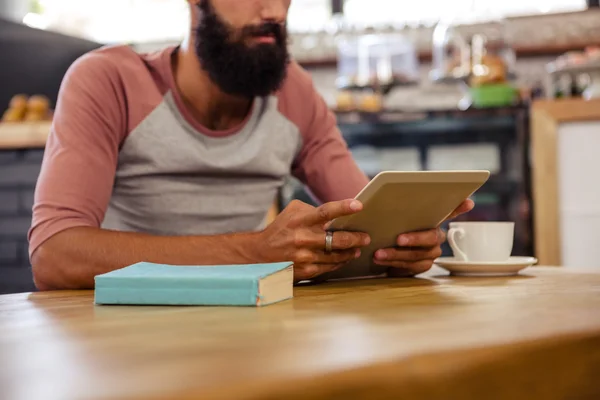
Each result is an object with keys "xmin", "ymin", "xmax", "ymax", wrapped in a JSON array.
[{"xmin": 434, "ymin": 256, "xmax": 538, "ymax": 277}]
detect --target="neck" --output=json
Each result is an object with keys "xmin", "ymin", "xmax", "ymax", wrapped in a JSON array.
[{"xmin": 172, "ymin": 36, "xmax": 252, "ymax": 131}]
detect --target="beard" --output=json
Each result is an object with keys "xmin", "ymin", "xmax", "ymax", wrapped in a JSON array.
[{"xmin": 193, "ymin": 0, "xmax": 290, "ymax": 98}]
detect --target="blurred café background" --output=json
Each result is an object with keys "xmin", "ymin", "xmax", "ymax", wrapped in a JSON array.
[{"xmin": 1, "ymin": 0, "xmax": 600, "ymax": 294}]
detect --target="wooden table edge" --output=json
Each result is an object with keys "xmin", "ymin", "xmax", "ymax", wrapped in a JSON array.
[{"xmin": 140, "ymin": 329, "xmax": 600, "ymax": 400}]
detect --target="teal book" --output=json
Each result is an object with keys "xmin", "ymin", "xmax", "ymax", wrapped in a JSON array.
[{"xmin": 94, "ymin": 262, "xmax": 294, "ymax": 306}]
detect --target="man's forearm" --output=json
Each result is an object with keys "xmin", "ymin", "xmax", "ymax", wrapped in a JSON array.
[{"xmin": 31, "ymin": 227, "xmax": 263, "ymax": 290}]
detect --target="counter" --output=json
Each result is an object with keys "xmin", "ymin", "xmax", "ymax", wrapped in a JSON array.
[
  {"xmin": 0, "ymin": 122, "xmax": 49, "ymax": 294},
  {"xmin": 0, "ymin": 122, "xmax": 50, "ymax": 149},
  {"xmin": 2, "ymin": 266, "xmax": 600, "ymax": 400}
]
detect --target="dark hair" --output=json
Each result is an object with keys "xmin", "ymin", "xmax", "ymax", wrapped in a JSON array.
[{"xmin": 194, "ymin": 0, "xmax": 290, "ymax": 98}]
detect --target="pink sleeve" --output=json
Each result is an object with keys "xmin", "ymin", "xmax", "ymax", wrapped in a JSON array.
[
  {"xmin": 28, "ymin": 52, "xmax": 127, "ymax": 256},
  {"xmin": 278, "ymin": 63, "xmax": 369, "ymax": 203}
]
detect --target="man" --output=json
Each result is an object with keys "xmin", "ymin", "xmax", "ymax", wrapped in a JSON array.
[{"xmin": 29, "ymin": 0, "xmax": 473, "ymax": 290}]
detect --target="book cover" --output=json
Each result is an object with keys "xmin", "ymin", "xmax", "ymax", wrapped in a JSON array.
[{"xmin": 94, "ymin": 262, "xmax": 294, "ymax": 306}]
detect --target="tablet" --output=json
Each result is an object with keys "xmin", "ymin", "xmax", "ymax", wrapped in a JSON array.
[{"xmin": 317, "ymin": 170, "xmax": 490, "ymax": 281}]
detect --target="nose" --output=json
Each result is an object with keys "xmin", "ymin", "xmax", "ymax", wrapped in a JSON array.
[{"xmin": 259, "ymin": 0, "xmax": 288, "ymax": 23}]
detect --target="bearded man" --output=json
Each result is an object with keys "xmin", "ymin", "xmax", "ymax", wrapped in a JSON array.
[{"xmin": 29, "ymin": 0, "xmax": 472, "ymax": 290}]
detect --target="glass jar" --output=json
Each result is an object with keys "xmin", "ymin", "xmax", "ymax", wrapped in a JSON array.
[
  {"xmin": 336, "ymin": 33, "xmax": 420, "ymax": 92},
  {"xmin": 430, "ymin": 21, "xmax": 471, "ymax": 82},
  {"xmin": 430, "ymin": 16, "xmax": 515, "ymax": 84}
]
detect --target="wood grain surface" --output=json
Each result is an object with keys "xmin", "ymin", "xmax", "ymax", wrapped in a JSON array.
[
  {"xmin": 531, "ymin": 102, "xmax": 561, "ymax": 265},
  {"xmin": 1, "ymin": 266, "xmax": 600, "ymax": 400}
]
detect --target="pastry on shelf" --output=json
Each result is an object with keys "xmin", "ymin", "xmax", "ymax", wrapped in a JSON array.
[
  {"xmin": 2, "ymin": 94, "xmax": 28, "ymax": 122},
  {"xmin": 2, "ymin": 108, "xmax": 26, "ymax": 122},
  {"xmin": 335, "ymin": 91, "xmax": 355, "ymax": 112},
  {"xmin": 24, "ymin": 96, "xmax": 51, "ymax": 121},
  {"xmin": 1, "ymin": 94, "xmax": 52, "ymax": 123},
  {"xmin": 24, "ymin": 111, "xmax": 49, "ymax": 122},
  {"xmin": 469, "ymin": 33, "xmax": 509, "ymax": 88},
  {"xmin": 358, "ymin": 92, "xmax": 383, "ymax": 113},
  {"xmin": 470, "ymin": 55, "xmax": 508, "ymax": 87},
  {"xmin": 10, "ymin": 94, "xmax": 28, "ymax": 111},
  {"xmin": 27, "ymin": 95, "xmax": 51, "ymax": 114}
]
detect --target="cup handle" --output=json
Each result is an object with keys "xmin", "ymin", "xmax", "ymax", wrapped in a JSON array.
[{"xmin": 448, "ymin": 228, "xmax": 468, "ymax": 262}]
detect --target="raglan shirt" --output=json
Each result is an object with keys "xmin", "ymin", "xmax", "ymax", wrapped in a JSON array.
[{"xmin": 28, "ymin": 45, "xmax": 369, "ymax": 257}]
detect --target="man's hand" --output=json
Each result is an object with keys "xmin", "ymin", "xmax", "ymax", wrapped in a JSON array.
[
  {"xmin": 375, "ymin": 199, "xmax": 475, "ymax": 277},
  {"xmin": 257, "ymin": 199, "xmax": 370, "ymax": 281}
]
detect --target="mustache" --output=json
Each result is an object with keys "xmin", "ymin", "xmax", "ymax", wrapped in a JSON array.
[{"xmin": 240, "ymin": 22, "xmax": 287, "ymax": 42}]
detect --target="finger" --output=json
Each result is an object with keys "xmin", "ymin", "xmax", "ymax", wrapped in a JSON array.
[
  {"xmin": 397, "ymin": 228, "xmax": 443, "ymax": 248},
  {"xmin": 317, "ymin": 248, "xmax": 362, "ymax": 265},
  {"xmin": 302, "ymin": 199, "xmax": 363, "ymax": 226},
  {"xmin": 446, "ymin": 199, "xmax": 475, "ymax": 221},
  {"xmin": 386, "ymin": 261, "xmax": 434, "ymax": 278},
  {"xmin": 294, "ymin": 230, "xmax": 370, "ymax": 250},
  {"xmin": 374, "ymin": 246, "xmax": 442, "ymax": 263},
  {"xmin": 334, "ymin": 231, "xmax": 371, "ymax": 250},
  {"xmin": 439, "ymin": 228, "xmax": 447, "ymax": 243},
  {"xmin": 294, "ymin": 264, "xmax": 344, "ymax": 281},
  {"xmin": 377, "ymin": 260, "xmax": 435, "ymax": 276},
  {"xmin": 330, "ymin": 231, "xmax": 371, "ymax": 250},
  {"xmin": 295, "ymin": 248, "xmax": 360, "ymax": 265}
]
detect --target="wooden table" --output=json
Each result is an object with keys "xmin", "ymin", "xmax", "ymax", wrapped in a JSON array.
[{"xmin": 2, "ymin": 266, "xmax": 600, "ymax": 400}]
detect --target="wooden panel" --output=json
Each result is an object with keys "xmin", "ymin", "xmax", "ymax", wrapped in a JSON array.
[
  {"xmin": 532, "ymin": 99, "xmax": 600, "ymax": 122},
  {"xmin": 531, "ymin": 106, "xmax": 561, "ymax": 265},
  {"xmin": 0, "ymin": 121, "xmax": 50, "ymax": 149},
  {"xmin": 1, "ymin": 267, "xmax": 600, "ymax": 400},
  {"xmin": 530, "ymin": 98, "xmax": 600, "ymax": 265}
]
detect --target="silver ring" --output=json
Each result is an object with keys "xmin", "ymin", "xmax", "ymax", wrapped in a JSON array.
[{"xmin": 325, "ymin": 231, "xmax": 334, "ymax": 254}]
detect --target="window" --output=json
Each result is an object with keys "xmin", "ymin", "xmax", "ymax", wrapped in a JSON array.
[
  {"xmin": 342, "ymin": 0, "xmax": 588, "ymax": 26},
  {"xmin": 24, "ymin": 0, "xmax": 189, "ymax": 43},
  {"xmin": 25, "ymin": 0, "xmax": 588, "ymax": 43},
  {"xmin": 26, "ymin": 0, "xmax": 333, "ymax": 42},
  {"xmin": 288, "ymin": 0, "xmax": 332, "ymax": 32}
]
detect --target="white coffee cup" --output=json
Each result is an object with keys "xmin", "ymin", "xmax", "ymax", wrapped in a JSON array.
[{"xmin": 447, "ymin": 222, "xmax": 515, "ymax": 262}]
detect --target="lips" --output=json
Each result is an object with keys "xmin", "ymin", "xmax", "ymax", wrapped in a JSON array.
[
  {"xmin": 244, "ymin": 23, "xmax": 283, "ymax": 45},
  {"xmin": 252, "ymin": 35, "xmax": 276, "ymax": 44}
]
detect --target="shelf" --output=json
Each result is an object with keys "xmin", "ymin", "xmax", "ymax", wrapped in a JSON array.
[
  {"xmin": 547, "ymin": 59, "xmax": 600, "ymax": 75},
  {"xmin": 340, "ymin": 114, "xmax": 516, "ymax": 134},
  {"xmin": 300, "ymin": 42, "xmax": 600, "ymax": 69},
  {"xmin": 335, "ymin": 77, "xmax": 419, "ymax": 95},
  {"xmin": 0, "ymin": 122, "xmax": 50, "ymax": 150},
  {"xmin": 336, "ymin": 106, "xmax": 526, "ymax": 148},
  {"xmin": 297, "ymin": 10, "xmax": 600, "ymax": 69},
  {"xmin": 340, "ymin": 118, "xmax": 518, "ymax": 149},
  {"xmin": 335, "ymin": 106, "xmax": 526, "ymax": 124}
]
